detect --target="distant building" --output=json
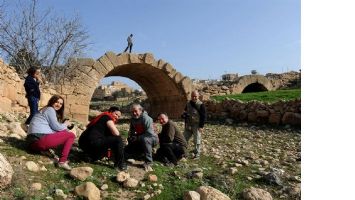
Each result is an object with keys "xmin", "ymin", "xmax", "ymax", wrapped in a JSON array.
[
  {"xmin": 92, "ymin": 81, "xmax": 143, "ymax": 100},
  {"xmin": 222, "ymin": 73, "xmax": 238, "ymax": 81}
]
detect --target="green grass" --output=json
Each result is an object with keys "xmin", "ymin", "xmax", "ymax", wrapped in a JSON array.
[{"xmin": 211, "ymin": 89, "xmax": 301, "ymax": 103}]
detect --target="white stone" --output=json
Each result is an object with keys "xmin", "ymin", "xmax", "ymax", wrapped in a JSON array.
[{"xmin": 25, "ymin": 161, "xmax": 40, "ymax": 172}]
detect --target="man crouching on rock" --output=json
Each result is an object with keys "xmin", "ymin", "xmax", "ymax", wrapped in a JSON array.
[
  {"xmin": 155, "ymin": 113, "xmax": 187, "ymax": 166},
  {"xmin": 124, "ymin": 104, "xmax": 158, "ymax": 172}
]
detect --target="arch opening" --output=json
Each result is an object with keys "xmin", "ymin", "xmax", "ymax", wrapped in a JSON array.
[
  {"xmin": 242, "ymin": 83, "xmax": 268, "ymax": 93},
  {"xmin": 62, "ymin": 53, "xmax": 192, "ymax": 123}
]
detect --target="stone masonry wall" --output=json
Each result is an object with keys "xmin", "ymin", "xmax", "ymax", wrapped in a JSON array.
[
  {"xmin": 205, "ymin": 99, "xmax": 301, "ymax": 126},
  {"xmin": 0, "ymin": 59, "xmax": 56, "ymax": 114},
  {"xmin": 194, "ymin": 71, "xmax": 301, "ymax": 98}
]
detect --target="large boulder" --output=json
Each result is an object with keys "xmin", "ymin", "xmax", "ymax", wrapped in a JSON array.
[{"xmin": 0, "ymin": 153, "xmax": 14, "ymax": 189}]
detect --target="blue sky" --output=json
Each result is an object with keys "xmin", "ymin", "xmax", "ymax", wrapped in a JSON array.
[{"xmin": 7, "ymin": 0, "xmax": 300, "ymax": 89}]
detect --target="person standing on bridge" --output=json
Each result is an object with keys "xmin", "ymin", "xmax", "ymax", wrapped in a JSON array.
[
  {"xmin": 123, "ymin": 34, "xmax": 133, "ymax": 53},
  {"xmin": 182, "ymin": 90, "xmax": 207, "ymax": 159}
]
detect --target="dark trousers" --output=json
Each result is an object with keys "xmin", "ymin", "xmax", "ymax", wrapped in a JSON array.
[
  {"xmin": 124, "ymin": 43, "xmax": 133, "ymax": 53},
  {"xmin": 156, "ymin": 143, "xmax": 185, "ymax": 165},
  {"xmin": 124, "ymin": 135, "xmax": 157, "ymax": 164},
  {"xmin": 25, "ymin": 96, "xmax": 39, "ymax": 124},
  {"xmin": 79, "ymin": 134, "xmax": 125, "ymax": 165}
]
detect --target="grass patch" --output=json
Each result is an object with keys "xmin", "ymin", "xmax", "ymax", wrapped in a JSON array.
[{"xmin": 211, "ymin": 89, "xmax": 301, "ymax": 103}]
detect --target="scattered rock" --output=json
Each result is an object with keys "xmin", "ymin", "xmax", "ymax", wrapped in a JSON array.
[
  {"xmin": 229, "ymin": 167, "xmax": 238, "ymax": 175},
  {"xmin": 184, "ymin": 191, "xmax": 201, "ymax": 200},
  {"xmin": 101, "ymin": 184, "xmax": 108, "ymax": 190},
  {"xmin": 0, "ymin": 153, "xmax": 14, "ymax": 189},
  {"xmin": 54, "ymin": 189, "xmax": 67, "ymax": 199},
  {"xmin": 70, "ymin": 167, "xmax": 93, "ymax": 181},
  {"xmin": 263, "ymin": 172, "xmax": 283, "ymax": 186},
  {"xmin": 123, "ymin": 178, "xmax": 139, "ymax": 188},
  {"xmin": 117, "ymin": 171, "xmax": 130, "ymax": 183},
  {"xmin": 7, "ymin": 122, "xmax": 27, "ymax": 138},
  {"xmin": 242, "ymin": 187, "xmax": 273, "ymax": 200},
  {"xmin": 25, "ymin": 161, "xmax": 39, "ymax": 172},
  {"xmin": 30, "ymin": 182, "xmax": 42, "ymax": 191},
  {"xmin": 143, "ymin": 194, "xmax": 151, "ymax": 200},
  {"xmin": 286, "ymin": 183, "xmax": 301, "ymax": 198},
  {"xmin": 148, "ymin": 174, "xmax": 158, "ymax": 182},
  {"xmin": 75, "ymin": 182, "xmax": 100, "ymax": 200},
  {"xmin": 196, "ymin": 186, "xmax": 231, "ymax": 200}
]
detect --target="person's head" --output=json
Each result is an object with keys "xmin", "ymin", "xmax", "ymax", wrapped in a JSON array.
[
  {"xmin": 157, "ymin": 113, "xmax": 169, "ymax": 125},
  {"xmin": 131, "ymin": 103, "xmax": 143, "ymax": 119},
  {"xmin": 191, "ymin": 91, "xmax": 200, "ymax": 103},
  {"xmin": 46, "ymin": 95, "xmax": 65, "ymax": 121},
  {"xmin": 27, "ymin": 66, "xmax": 40, "ymax": 77},
  {"xmin": 108, "ymin": 106, "xmax": 121, "ymax": 121},
  {"xmin": 130, "ymin": 34, "xmax": 133, "ymax": 37}
]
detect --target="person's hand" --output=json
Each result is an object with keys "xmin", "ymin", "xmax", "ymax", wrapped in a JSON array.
[
  {"xmin": 64, "ymin": 119, "xmax": 71, "ymax": 126},
  {"xmin": 34, "ymin": 73, "xmax": 44, "ymax": 84}
]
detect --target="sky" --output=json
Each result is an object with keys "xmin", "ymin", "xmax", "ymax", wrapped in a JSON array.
[{"xmin": 4, "ymin": 0, "xmax": 300, "ymax": 89}]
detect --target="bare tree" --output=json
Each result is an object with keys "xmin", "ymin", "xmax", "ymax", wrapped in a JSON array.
[{"xmin": 0, "ymin": 0, "xmax": 90, "ymax": 82}]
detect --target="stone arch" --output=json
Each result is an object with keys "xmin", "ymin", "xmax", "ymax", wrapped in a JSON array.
[
  {"xmin": 57, "ymin": 52, "xmax": 193, "ymax": 123},
  {"xmin": 232, "ymin": 75, "xmax": 273, "ymax": 94}
]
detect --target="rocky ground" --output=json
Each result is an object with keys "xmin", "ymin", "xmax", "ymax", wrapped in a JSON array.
[{"xmin": 0, "ymin": 112, "xmax": 301, "ymax": 200}]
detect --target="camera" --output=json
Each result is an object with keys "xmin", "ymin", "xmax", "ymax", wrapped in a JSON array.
[
  {"xmin": 63, "ymin": 118, "xmax": 74, "ymax": 130},
  {"xmin": 181, "ymin": 112, "xmax": 190, "ymax": 119},
  {"xmin": 67, "ymin": 124, "xmax": 75, "ymax": 130}
]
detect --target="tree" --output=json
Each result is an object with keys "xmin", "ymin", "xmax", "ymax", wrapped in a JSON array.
[
  {"xmin": 0, "ymin": 0, "xmax": 90, "ymax": 80},
  {"xmin": 251, "ymin": 70, "xmax": 258, "ymax": 75}
]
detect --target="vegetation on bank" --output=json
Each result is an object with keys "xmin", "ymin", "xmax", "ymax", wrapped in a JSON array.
[{"xmin": 211, "ymin": 89, "xmax": 301, "ymax": 103}]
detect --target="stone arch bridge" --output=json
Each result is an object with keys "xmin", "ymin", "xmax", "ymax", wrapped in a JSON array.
[
  {"xmin": 53, "ymin": 52, "xmax": 273, "ymax": 123},
  {"xmin": 57, "ymin": 52, "xmax": 193, "ymax": 123},
  {"xmin": 231, "ymin": 75, "xmax": 274, "ymax": 93}
]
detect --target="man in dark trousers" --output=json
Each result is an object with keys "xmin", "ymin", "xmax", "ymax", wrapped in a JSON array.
[
  {"xmin": 124, "ymin": 103, "xmax": 158, "ymax": 172},
  {"xmin": 24, "ymin": 66, "xmax": 42, "ymax": 125},
  {"xmin": 182, "ymin": 90, "xmax": 207, "ymax": 159},
  {"xmin": 156, "ymin": 113, "xmax": 187, "ymax": 166},
  {"xmin": 123, "ymin": 34, "xmax": 133, "ymax": 53}
]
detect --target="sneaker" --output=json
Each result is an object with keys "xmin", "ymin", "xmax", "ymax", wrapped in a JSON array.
[
  {"xmin": 58, "ymin": 161, "xmax": 72, "ymax": 171},
  {"xmin": 192, "ymin": 154, "xmax": 200, "ymax": 160},
  {"xmin": 143, "ymin": 163, "xmax": 154, "ymax": 172},
  {"xmin": 115, "ymin": 161, "xmax": 128, "ymax": 171}
]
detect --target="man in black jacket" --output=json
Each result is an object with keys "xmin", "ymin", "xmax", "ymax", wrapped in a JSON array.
[{"xmin": 24, "ymin": 67, "xmax": 42, "ymax": 125}]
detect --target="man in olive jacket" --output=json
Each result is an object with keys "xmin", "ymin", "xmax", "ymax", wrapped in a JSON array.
[
  {"xmin": 182, "ymin": 91, "xmax": 206, "ymax": 159},
  {"xmin": 156, "ymin": 113, "xmax": 187, "ymax": 166}
]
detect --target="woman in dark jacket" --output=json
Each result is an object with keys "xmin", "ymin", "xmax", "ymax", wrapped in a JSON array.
[
  {"xmin": 24, "ymin": 66, "xmax": 42, "ymax": 125},
  {"xmin": 79, "ymin": 107, "xmax": 127, "ymax": 170}
]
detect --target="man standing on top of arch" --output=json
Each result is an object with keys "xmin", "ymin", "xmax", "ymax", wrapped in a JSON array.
[{"xmin": 123, "ymin": 34, "xmax": 133, "ymax": 53}]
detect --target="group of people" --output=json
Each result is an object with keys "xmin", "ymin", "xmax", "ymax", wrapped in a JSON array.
[{"xmin": 23, "ymin": 67, "xmax": 206, "ymax": 172}]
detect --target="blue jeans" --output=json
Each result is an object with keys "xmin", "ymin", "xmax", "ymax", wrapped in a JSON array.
[{"xmin": 25, "ymin": 96, "xmax": 39, "ymax": 124}]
